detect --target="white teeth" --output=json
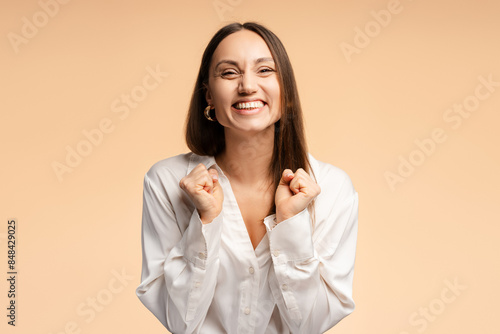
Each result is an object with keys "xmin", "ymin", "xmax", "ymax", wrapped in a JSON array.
[{"xmin": 234, "ymin": 101, "xmax": 264, "ymax": 109}]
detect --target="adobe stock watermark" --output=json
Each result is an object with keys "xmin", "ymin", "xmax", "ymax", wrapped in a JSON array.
[
  {"xmin": 47, "ymin": 268, "xmax": 133, "ymax": 334},
  {"xmin": 7, "ymin": 0, "xmax": 72, "ymax": 55},
  {"xmin": 213, "ymin": 0, "xmax": 243, "ymax": 21},
  {"xmin": 340, "ymin": 0, "xmax": 415, "ymax": 63},
  {"xmin": 398, "ymin": 277, "xmax": 467, "ymax": 334},
  {"xmin": 51, "ymin": 64, "xmax": 168, "ymax": 182},
  {"xmin": 385, "ymin": 74, "xmax": 499, "ymax": 191}
]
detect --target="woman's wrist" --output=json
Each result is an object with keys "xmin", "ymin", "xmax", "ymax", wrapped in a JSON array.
[
  {"xmin": 275, "ymin": 210, "xmax": 294, "ymax": 224},
  {"xmin": 199, "ymin": 210, "xmax": 221, "ymax": 224}
]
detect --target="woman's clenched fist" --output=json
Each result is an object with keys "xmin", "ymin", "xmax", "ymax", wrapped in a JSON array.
[
  {"xmin": 275, "ymin": 168, "xmax": 321, "ymax": 223},
  {"xmin": 179, "ymin": 163, "xmax": 224, "ymax": 224}
]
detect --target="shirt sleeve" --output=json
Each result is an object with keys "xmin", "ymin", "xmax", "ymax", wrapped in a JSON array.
[
  {"xmin": 263, "ymin": 172, "xmax": 359, "ymax": 333},
  {"xmin": 135, "ymin": 172, "xmax": 223, "ymax": 333}
]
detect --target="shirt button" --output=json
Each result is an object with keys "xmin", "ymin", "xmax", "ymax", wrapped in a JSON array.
[
  {"xmin": 198, "ymin": 252, "xmax": 206, "ymax": 259},
  {"xmin": 244, "ymin": 307, "xmax": 251, "ymax": 315},
  {"xmin": 282, "ymin": 284, "xmax": 288, "ymax": 291},
  {"xmin": 194, "ymin": 282, "xmax": 200, "ymax": 288},
  {"xmin": 249, "ymin": 267, "xmax": 255, "ymax": 274},
  {"xmin": 272, "ymin": 249, "xmax": 280, "ymax": 257}
]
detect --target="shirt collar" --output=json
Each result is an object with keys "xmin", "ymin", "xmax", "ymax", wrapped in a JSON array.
[
  {"xmin": 187, "ymin": 153, "xmax": 218, "ymax": 174},
  {"xmin": 187, "ymin": 152, "xmax": 317, "ymax": 180}
]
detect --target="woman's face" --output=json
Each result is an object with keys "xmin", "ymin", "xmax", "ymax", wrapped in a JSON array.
[{"xmin": 206, "ymin": 29, "xmax": 281, "ymax": 135}]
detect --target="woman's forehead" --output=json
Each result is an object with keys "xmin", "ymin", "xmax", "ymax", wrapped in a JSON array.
[{"xmin": 211, "ymin": 30, "xmax": 274, "ymax": 66}]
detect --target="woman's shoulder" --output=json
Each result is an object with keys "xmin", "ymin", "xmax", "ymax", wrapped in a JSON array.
[{"xmin": 308, "ymin": 153, "xmax": 357, "ymax": 199}]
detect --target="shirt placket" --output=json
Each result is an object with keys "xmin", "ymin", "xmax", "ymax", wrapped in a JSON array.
[{"xmin": 216, "ymin": 168, "xmax": 262, "ymax": 334}]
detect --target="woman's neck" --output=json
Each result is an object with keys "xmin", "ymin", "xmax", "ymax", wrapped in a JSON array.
[{"xmin": 216, "ymin": 126, "xmax": 275, "ymax": 187}]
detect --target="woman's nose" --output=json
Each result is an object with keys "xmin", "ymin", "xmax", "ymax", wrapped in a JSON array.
[{"xmin": 238, "ymin": 73, "xmax": 258, "ymax": 94}]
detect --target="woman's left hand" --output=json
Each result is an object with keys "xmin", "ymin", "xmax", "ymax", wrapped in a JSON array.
[{"xmin": 275, "ymin": 168, "xmax": 321, "ymax": 223}]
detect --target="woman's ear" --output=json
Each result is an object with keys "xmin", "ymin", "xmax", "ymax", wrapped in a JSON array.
[{"xmin": 204, "ymin": 83, "xmax": 213, "ymax": 106}]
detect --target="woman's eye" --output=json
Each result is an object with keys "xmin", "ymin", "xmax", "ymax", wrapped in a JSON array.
[
  {"xmin": 221, "ymin": 71, "xmax": 239, "ymax": 78},
  {"xmin": 259, "ymin": 68, "xmax": 275, "ymax": 75}
]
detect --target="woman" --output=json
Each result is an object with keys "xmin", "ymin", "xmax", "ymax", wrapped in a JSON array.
[{"xmin": 136, "ymin": 22, "xmax": 359, "ymax": 334}]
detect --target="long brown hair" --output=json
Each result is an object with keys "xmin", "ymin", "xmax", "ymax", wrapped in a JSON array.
[{"xmin": 185, "ymin": 22, "xmax": 312, "ymax": 213}]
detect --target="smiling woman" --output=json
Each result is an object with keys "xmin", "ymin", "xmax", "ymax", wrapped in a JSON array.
[
  {"xmin": 136, "ymin": 22, "xmax": 359, "ymax": 334},
  {"xmin": 206, "ymin": 31, "xmax": 280, "ymax": 129}
]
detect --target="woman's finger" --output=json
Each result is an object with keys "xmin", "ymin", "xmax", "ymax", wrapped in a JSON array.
[
  {"xmin": 208, "ymin": 168, "xmax": 219, "ymax": 182},
  {"xmin": 279, "ymin": 169, "xmax": 294, "ymax": 186},
  {"xmin": 289, "ymin": 175, "xmax": 304, "ymax": 194},
  {"xmin": 180, "ymin": 163, "xmax": 214, "ymax": 194},
  {"xmin": 289, "ymin": 169, "xmax": 320, "ymax": 197},
  {"xmin": 202, "ymin": 168, "xmax": 218, "ymax": 194}
]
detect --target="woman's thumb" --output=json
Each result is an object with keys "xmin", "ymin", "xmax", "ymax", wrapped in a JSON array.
[
  {"xmin": 208, "ymin": 168, "xmax": 219, "ymax": 184},
  {"xmin": 279, "ymin": 169, "xmax": 294, "ymax": 185}
]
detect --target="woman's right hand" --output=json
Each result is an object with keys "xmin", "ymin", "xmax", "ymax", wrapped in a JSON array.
[{"xmin": 179, "ymin": 163, "xmax": 224, "ymax": 224}]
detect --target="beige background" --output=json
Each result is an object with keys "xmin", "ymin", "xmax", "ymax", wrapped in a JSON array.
[{"xmin": 1, "ymin": 0, "xmax": 499, "ymax": 333}]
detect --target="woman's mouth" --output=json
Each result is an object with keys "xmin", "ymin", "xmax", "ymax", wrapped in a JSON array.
[
  {"xmin": 233, "ymin": 101, "xmax": 265, "ymax": 110},
  {"xmin": 231, "ymin": 100, "xmax": 266, "ymax": 115}
]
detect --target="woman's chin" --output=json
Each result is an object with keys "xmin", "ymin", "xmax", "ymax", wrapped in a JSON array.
[{"xmin": 226, "ymin": 122, "xmax": 276, "ymax": 136}]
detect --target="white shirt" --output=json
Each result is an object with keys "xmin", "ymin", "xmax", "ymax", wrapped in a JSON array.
[{"xmin": 136, "ymin": 152, "xmax": 359, "ymax": 334}]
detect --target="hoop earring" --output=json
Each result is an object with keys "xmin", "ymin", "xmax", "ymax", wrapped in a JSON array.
[{"xmin": 204, "ymin": 105, "xmax": 216, "ymax": 122}]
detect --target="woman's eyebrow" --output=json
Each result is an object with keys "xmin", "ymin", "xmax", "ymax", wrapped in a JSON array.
[
  {"xmin": 214, "ymin": 57, "xmax": 275, "ymax": 71},
  {"xmin": 255, "ymin": 57, "xmax": 274, "ymax": 64},
  {"xmin": 214, "ymin": 60, "xmax": 238, "ymax": 71}
]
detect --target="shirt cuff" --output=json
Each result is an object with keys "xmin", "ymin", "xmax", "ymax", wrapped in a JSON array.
[
  {"xmin": 181, "ymin": 209, "xmax": 223, "ymax": 269},
  {"xmin": 263, "ymin": 214, "xmax": 278, "ymax": 231},
  {"xmin": 267, "ymin": 209, "xmax": 314, "ymax": 262}
]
